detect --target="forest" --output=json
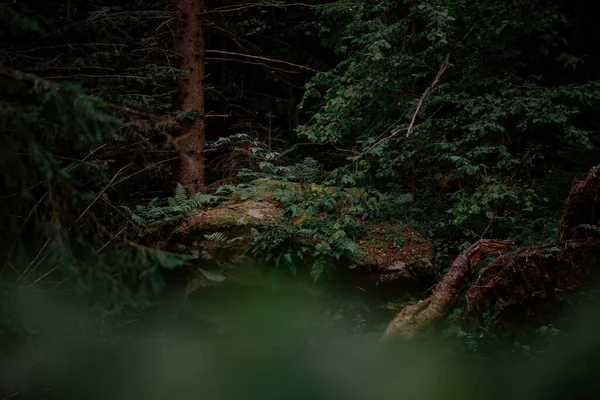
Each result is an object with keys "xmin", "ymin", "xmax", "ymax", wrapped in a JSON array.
[{"xmin": 2, "ymin": 0, "xmax": 600, "ymax": 398}]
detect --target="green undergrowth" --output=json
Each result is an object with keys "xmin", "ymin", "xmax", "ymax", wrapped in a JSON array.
[
  {"xmin": 250, "ymin": 181, "xmax": 397, "ymax": 282},
  {"xmin": 122, "ymin": 177, "xmax": 430, "ymax": 290},
  {"xmin": 122, "ymin": 184, "xmax": 221, "ymax": 230}
]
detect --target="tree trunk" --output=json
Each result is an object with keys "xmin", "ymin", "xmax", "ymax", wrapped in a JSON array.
[{"xmin": 172, "ymin": 0, "xmax": 206, "ymax": 194}]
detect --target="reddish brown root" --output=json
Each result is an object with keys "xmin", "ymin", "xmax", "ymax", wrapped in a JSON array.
[
  {"xmin": 381, "ymin": 240, "xmax": 514, "ymax": 341},
  {"xmin": 382, "ymin": 167, "xmax": 600, "ymax": 341}
]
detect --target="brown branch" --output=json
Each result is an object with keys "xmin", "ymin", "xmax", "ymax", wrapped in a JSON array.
[
  {"xmin": 406, "ymin": 53, "xmax": 450, "ymax": 138},
  {"xmin": 100, "ymin": 197, "xmax": 142, "ymax": 231},
  {"xmin": 111, "ymin": 157, "xmax": 178, "ymax": 187},
  {"xmin": 201, "ymin": 2, "xmax": 313, "ymax": 15},
  {"xmin": 17, "ymin": 237, "xmax": 52, "ymax": 283},
  {"xmin": 10, "ymin": 43, "xmax": 129, "ymax": 53},
  {"xmin": 206, "ymin": 56, "xmax": 299, "ymax": 74},
  {"xmin": 30, "ymin": 265, "xmax": 59, "ymax": 286},
  {"xmin": 206, "ymin": 49, "xmax": 320, "ymax": 72},
  {"xmin": 75, "ymin": 164, "xmax": 131, "ymax": 223},
  {"xmin": 44, "ymin": 74, "xmax": 154, "ymax": 80},
  {"xmin": 96, "ymin": 226, "xmax": 127, "ymax": 254}
]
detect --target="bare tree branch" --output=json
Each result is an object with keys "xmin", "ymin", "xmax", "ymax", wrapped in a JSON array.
[
  {"xmin": 206, "ymin": 49, "xmax": 320, "ymax": 72},
  {"xmin": 406, "ymin": 53, "xmax": 450, "ymax": 138}
]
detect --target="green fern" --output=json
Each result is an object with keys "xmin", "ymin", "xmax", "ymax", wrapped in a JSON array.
[
  {"xmin": 204, "ymin": 232, "xmax": 227, "ymax": 242},
  {"xmin": 123, "ymin": 186, "xmax": 221, "ymax": 227},
  {"xmin": 188, "ymin": 193, "xmax": 220, "ymax": 210},
  {"xmin": 204, "ymin": 232, "xmax": 243, "ymax": 246},
  {"xmin": 289, "ymin": 157, "xmax": 323, "ymax": 183},
  {"xmin": 311, "ymin": 259, "xmax": 327, "ymax": 282},
  {"xmin": 174, "ymin": 184, "xmax": 188, "ymax": 206}
]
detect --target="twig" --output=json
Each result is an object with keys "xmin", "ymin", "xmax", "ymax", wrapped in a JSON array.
[
  {"xmin": 100, "ymin": 197, "xmax": 142, "ymax": 231},
  {"xmin": 352, "ymin": 92, "xmax": 445, "ymax": 160},
  {"xmin": 82, "ymin": 144, "xmax": 107, "ymax": 161},
  {"xmin": 17, "ymin": 237, "xmax": 52, "ymax": 283},
  {"xmin": 44, "ymin": 74, "xmax": 154, "ymax": 80},
  {"xmin": 0, "ymin": 192, "xmax": 49, "ymax": 278},
  {"xmin": 354, "ymin": 103, "xmax": 444, "ymax": 159},
  {"xmin": 11, "ymin": 43, "xmax": 129, "ymax": 53},
  {"xmin": 201, "ymin": 2, "xmax": 313, "ymax": 15},
  {"xmin": 96, "ymin": 227, "xmax": 127, "ymax": 254},
  {"xmin": 76, "ymin": 164, "xmax": 131, "ymax": 223},
  {"xmin": 480, "ymin": 214, "xmax": 496, "ymax": 239},
  {"xmin": 406, "ymin": 53, "xmax": 450, "ymax": 138},
  {"xmin": 112, "ymin": 157, "xmax": 177, "ymax": 187},
  {"xmin": 30, "ymin": 265, "xmax": 59, "ymax": 286},
  {"xmin": 206, "ymin": 56, "xmax": 299, "ymax": 74},
  {"xmin": 354, "ymin": 117, "xmax": 407, "ymax": 159},
  {"xmin": 18, "ymin": 255, "xmax": 47, "ymax": 284},
  {"xmin": 206, "ymin": 49, "xmax": 320, "ymax": 72}
]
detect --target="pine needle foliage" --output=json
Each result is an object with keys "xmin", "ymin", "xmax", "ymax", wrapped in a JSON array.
[{"xmin": 0, "ymin": 7, "xmax": 184, "ymax": 309}]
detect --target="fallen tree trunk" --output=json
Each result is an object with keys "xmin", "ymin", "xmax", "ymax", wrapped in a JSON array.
[
  {"xmin": 382, "ymin": 167, "xmax": 600, "ymax": 341},
  {"xmin": 465, "ymin": 167, "xmax": 600, "ymax": 323},
  {"xmin": 381, "ymin": 239, "xmax": 513, "ymax": 341}
]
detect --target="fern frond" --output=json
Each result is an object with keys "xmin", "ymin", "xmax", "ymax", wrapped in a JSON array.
[
  {"xmin": 204, "ymin": 232, "xmax": 227, "ymax": 242},
  {"xmin": 174, "ymin": 184, "xmax": 188, "ymax": 206},
  {"xmin": 189, "ymin": 193, "xmax": 219, "ymax": 208},
  {"xmin": 216, "ymin": 185, "xmax": 238, "ymax": 195},
  {"xmin": 289, "ymin": 157, "xmax": 323, "ymax": 184},
  {"xmin": 311, "ymin": 259, "xmax": 326, "ymax": 282}
]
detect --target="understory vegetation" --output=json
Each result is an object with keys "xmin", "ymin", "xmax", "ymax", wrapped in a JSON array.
[{"xmin": 2, "ymin": 0, "xmax": 600, "ymax": 398}]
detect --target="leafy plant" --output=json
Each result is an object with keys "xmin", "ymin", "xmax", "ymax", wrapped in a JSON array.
[
  {"xmin": 288, "ymin": 157, "xmax": 324, "ymax": 184},
  {"xmin": 123, "ymin": 184, "xmax": 220, "ymax": 227},
  {"xmin": 204, "ymin": 232, "xmax": 242, "ymax": 247},
  {"xmin": 250, "ymin": 184, "xmax": 377, "ymax": 281},
  {"xmin": 301, "ymin": 0, "xmax": 600, "ymax": 249}
]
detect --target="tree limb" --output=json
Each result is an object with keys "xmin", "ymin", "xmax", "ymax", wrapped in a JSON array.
[{"xmin": 406, "ymin": 53, "xmax": 450, "ymax": 138}]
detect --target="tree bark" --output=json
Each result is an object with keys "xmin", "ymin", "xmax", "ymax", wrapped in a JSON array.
[
  {"xmin": 381, "ymin": 167, "xmax": 600, "ymax": 341},
  {"xmin": 381, "ymin": 239, "xmax": 514, "ymax": 341},
  {"xmin": 172, "ymin": 0, "xmax": 206, "ymax": 194},
  {"xmin": 465, "ymin": 167, "xmax": 600, "ymax": 323}
]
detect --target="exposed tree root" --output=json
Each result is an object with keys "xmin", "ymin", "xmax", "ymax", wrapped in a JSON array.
[
  {"xmin": 382, "ymin": 167, "xmax": 600, "ymax": 341},
  {"xmin": 464, "ymin": 246, "xmax": 560, "ymax": 321},
  {"xmin": 557, "ymin": 167, "xmax": 600, "ymax": 246},
  {"xmin": 381, "ymin": 240, "xmax": 513, "ymax": 340}
]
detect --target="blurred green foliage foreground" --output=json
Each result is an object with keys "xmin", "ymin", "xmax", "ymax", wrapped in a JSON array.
[{"xmin": 2, "ymin": 284, "xmax": 600, "ymax": 400}]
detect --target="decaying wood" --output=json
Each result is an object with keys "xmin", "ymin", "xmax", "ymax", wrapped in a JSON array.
[
  {"xmin": 557, "ymin": 167, "xmax": 600, "ymax": 247},
  {"xmin": 382, "ymin": 167, "xmax": 600, "ymax": 341},
  {"xmin": 381, "ymin": 239, "xmax": 513, "ymax": 341},
  {"xmin": 464, "ymin": 246, "xmax": 556, "ymax": 320},
  {"xmin": 465, "ymin": 167, "xmax": 600, "ymax": 323}
]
